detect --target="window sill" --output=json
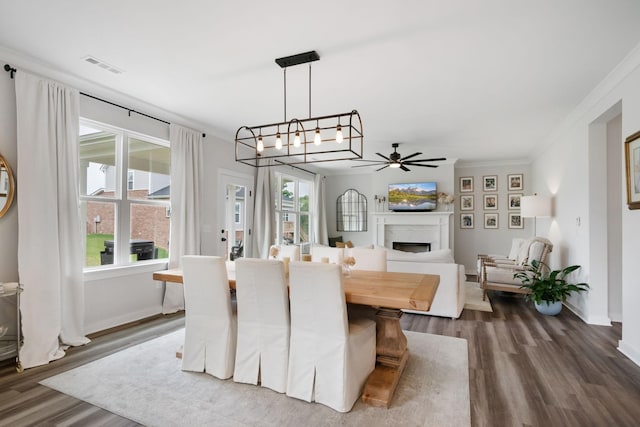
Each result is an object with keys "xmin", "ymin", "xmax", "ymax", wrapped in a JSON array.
[{"xmin": 84, "ymin": 259, "xmax": 169, "ymax": 282}]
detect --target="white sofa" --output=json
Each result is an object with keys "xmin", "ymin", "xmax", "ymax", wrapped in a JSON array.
[{"xmin": 384, "ymin": 248, "xmax": 465, "ymax": 319}]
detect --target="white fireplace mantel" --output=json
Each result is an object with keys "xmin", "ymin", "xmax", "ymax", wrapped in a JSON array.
[{"xmin": 371, "ymin": 212, "xmax": 454, "ymax": 251}]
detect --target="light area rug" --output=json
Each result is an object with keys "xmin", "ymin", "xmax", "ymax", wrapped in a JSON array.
[
  {"xmin": 464, "ymin": 281, "xmax": 493, "ymax": 312},
  {"xmin": 40, "ymin": 329, "xmax": 470, "ymax": 427}
]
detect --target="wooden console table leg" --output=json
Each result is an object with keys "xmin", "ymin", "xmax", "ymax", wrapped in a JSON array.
[{"xmin": 361, "ymin": 308, "xmax": 409, "ymax": 407}]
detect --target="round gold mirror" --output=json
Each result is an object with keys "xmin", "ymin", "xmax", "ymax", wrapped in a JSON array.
[{"xmin": 0, "ymin": 153, "xmax": 15, "ymax": 218}]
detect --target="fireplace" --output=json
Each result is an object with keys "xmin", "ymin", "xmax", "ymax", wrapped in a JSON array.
[
  {"xmin": 371, "ymin": 212, "xmax": 453, "ymax": 251},
  {"xmin": 392, "ymin": 242, "xmax": 431, "ymax": 253}
]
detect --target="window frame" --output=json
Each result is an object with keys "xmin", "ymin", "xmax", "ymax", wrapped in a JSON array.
[
  {"xmin": 274, "ymin": 171, "xmax": 314, "ymax": 245},
  {"xmin": 80, "ymin": 118, "xmax": 170, "ymax": 270}
]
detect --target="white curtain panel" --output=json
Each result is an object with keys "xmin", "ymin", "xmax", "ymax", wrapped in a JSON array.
[
  {"xmin": 163, "ymin": 124, "xmax": 203, "ymax": 313},
  {"xmin": 251, "ymin": 160, "xmax": 275, "ymax": 258},
  {"xmin": 313, "ymin": 174, "xmax": 328, "ymax": 245},
  {"xmin": 15, "ymin": 71, "xmax": 90, "ymax": 369}
]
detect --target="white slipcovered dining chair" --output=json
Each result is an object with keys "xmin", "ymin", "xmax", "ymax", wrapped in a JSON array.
[
  {"xmin": 181, "ymin": 255, "xmax": 237, "ymax": 379},
  {"xmin": 233, "ymin": 258, "xmax": 290, "ymax": 393},
  {"xmin": 286, "ymin": 262, "xmax": 376, "ymax": 412},
  {"xmin": 276, "ymin": 244, "xmax": 300, "ymax": 261},
  {"xmin": 347, "ymin": 247, "xmax": 387, "ymax": 272},
  {"xmin": 310, "ymin": 246, "xmax": 344, "ymax": 264}
]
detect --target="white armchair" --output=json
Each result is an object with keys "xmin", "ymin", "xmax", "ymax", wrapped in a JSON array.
[{"xmin": 479, "ymin": 237, "xmax": 553, "ymax": 300}]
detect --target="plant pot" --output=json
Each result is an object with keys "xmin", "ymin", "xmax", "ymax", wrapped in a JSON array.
[{"xmin": 534, "ymin": 300, "xmax": 562, "ymax": 316}]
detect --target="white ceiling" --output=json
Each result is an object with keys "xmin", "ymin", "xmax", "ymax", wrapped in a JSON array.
[{"xmin": 2, "ymin": 1, "xmax": 640, "ymax": 173}]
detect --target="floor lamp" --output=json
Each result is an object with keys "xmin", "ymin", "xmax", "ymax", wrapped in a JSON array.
[{"xmin": 520, "ymin": 194, "xmax": 551, "ymax": 236}]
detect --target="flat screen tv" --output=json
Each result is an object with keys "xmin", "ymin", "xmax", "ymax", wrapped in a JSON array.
[{"xmin": 388, "ymin": 181, "xmax": 437, "ymax": 212}]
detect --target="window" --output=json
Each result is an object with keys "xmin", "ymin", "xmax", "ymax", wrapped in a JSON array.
[
  {"xmin": 79, "ymin": 119, "xmax": 170, "ymax": 268},
  {"xmin": 274, "ymin": 172, "xmax": 313, "ymax": 245}
]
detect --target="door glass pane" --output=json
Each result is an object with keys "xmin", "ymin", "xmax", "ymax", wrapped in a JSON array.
[
  {"xmin": 226, "ymin": 184, "xmax": 245, "ymax": 260},
  {"xmin": 130, "ymin": 203, "xmax": 170, "ymax": 262},
  {"xmin": 128, "ymin": 137, "xmax": 170, "ymax": 201},
  {"xmin": 83, "ymin": 200, "xmax": 116, "ymax": 267},
  {"xmin": 79, "ymin": 126, "xmax": 116, "ymax": 197}
]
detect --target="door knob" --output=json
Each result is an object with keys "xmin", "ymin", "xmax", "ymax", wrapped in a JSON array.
[{"xmin": 221, "ymin": 237, "xmax": 227, "ymax": 242}]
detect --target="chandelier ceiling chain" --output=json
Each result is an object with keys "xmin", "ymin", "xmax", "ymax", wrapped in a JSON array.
[{"xmin": 235, "ymin": 50, "xmax": 363, "ymax": 168}]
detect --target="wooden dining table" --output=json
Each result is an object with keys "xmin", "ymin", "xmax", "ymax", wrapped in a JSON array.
[{"xmin": 153, "ymin": 264, "xmax": 439, "ymax": 408}]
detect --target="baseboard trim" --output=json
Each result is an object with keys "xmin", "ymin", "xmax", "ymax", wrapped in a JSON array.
[
  {"xmin": 563, "ymin": 301, "xmax": 612, "ymax": 326},
  {"xmin": 618, "ymin": 340, "xmax": 640, "ymax": 367}
]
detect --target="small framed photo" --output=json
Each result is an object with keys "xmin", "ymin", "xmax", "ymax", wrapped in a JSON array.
[
  {"xmin": 483, "ymin": 175, "xmax": 497, "ymax": 192},
  {"xmin": 460, "ymin": 176, "xmax": 474, "ymax": 193},
  {"xmin": 483, "ymin": 194, "xmax": 498, "ymax": 210},
  {"xmin": 625, "ymin": 130, "xmax": 640, "ymax": 209},
  {"xmin": 460, "ymin": 213, "xmax": 474, "ymax": 229},
  {"xmin": 508, "ymin": 174, "xmax": 523, "ymax": 191},
  {"xmin": 460, "ymin": 195, "xmax": 474, "ymax": 211},
  {"xmin": 508, "ymin": 193, "xmax": 522, "ymax": 210},
  {"xmin": 509, "ymin": 213, "xmax": 523, "ymax": 229},
  {"xmin": 484, "ymin": 213, "xmax": 498, "ymax": 229}
]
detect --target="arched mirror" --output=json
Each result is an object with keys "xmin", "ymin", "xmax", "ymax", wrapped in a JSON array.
[
  {"xmin": 0, "ymin": 154, "xmax": 15, "ymax": 218},
  {"xmin": 337, "ymin": 188, "xmax": 367, "ymax": 232}
]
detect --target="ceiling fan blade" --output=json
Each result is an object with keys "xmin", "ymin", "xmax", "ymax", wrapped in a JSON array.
[
  {"xmin": 351, "ymin": 163, "xmax": 385, "ymax": 168},
  {"xmin": 376, "ymin": 152, "xmax": 390, "ymax": 161},
  {"xmin": 376, "ymin": 165, "xmax": 390, "ymax": 172},
  {"xmin": 400, "ymin": 152, "xmax": 422, "ymax": 162},
  {"xmin": 400, "ymin": 165, "xmax": 411, "ymax": 172},
  {"xmin": 407, "ymin": 163, "xmax": 439, "ymax": 168},
  {"xmin": 350, "ymin": 159, "xmax": 387, "ymax": 164},
  {"xmin": 405, "ymin": 157, "xmax": 447, "ymax": 163}
]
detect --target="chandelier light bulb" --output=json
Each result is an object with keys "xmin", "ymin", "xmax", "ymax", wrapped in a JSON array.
[
  {"xmin": 275, "ymin": 132, "xmax": 282, "ymax": 150},
  {"xmin": 294, "ymin": 130, "xmax": 301, "ymax": 147},
  {"xmin": 257, "ymin": 135, "xmax": 264, "ymax": 152},
  {"xmin": 314, "ymin": 127, "xmax": 322, "ymax": 145},
  {"xmin": 336, "ymin": 124, "xmax": 343, "ymax": 144}
]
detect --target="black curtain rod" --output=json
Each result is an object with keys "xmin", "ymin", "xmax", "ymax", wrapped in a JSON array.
[
  {"xmin": 273, "ymin": 159, "xmax": 315, "ymax": 175},
  {"xmin": 4, "ymin": 63, "xmax": 206, "ymax": 138}
]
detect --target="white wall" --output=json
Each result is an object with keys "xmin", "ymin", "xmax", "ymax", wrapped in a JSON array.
[
  {"xmin": 530, "ymin": 44, "xmax": 640, "ymax": 365},
  {"xmin": 453, "ymin": 163, "xmax": 531, "ymax": 274},
  {"xmin": 324, "ymin": 162, "xmax": 455, "ymax": 247},
  {"xmin": 0, "ymin": 59, "xmax": 18, "ymax": 284},
  {"xmin": 0, "ymin": 50, "xmax": 255, "ymax": 334}
]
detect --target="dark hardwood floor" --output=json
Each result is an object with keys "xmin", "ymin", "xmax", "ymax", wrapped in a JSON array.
[{"xmin": 1, "ymin": 293, "xmax": 639, "ymax": 426}]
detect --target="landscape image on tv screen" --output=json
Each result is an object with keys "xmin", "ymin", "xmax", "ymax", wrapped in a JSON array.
[{"xmin": 388, "ymin": 182, "xmax": 437, "ymax": 211}]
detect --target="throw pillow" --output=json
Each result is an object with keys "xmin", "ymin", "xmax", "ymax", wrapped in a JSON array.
[
  {"xmin": 508, "ymin": 238, "xmax": 526, "ymax": 260},
  {"xmin": 335, "ymin": 241, "xmax": 346, "ymax": 248},
  {"xmin": 328, "ymin": 236, "xmax": 343, "ymax": 247}
]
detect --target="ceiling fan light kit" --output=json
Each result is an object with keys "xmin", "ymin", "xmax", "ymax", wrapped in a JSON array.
[
  {"xmin": 352, "ymin": 143, "xmax": 446, "ymax": 172},
  {"xmin": 235, "ymin": 50, "xmax": 363, "ymax": 168}
]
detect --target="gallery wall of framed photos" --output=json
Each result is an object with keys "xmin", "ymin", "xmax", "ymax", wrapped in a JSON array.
[{"xmin": 454, "ymin": 164, "xmax": 531, "ymax": 273}]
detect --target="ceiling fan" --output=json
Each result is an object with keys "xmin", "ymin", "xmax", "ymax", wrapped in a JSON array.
[{"xmin": 352, "ymin": 143, "xmax": 446, "ymax": 172}]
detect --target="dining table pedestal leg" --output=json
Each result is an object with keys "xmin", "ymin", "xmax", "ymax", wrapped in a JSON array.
[{"xmin": 361, "ymin": 308, "xmax": 409, "ymax": 407}]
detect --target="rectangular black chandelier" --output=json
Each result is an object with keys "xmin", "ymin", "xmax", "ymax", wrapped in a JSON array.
[{"xmin": 235, "ymin": 51, "xmax": 364, "ymax": 167}]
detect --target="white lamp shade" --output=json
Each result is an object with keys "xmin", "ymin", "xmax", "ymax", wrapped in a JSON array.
[{"xmin": 520, "ymin": 195, "xmax": 551, "ymax": 218}]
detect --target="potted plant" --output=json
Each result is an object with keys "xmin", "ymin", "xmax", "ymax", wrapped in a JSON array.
[{"xmin": 514, "ymin": 260, "xmax": 589, "ymax": 315}]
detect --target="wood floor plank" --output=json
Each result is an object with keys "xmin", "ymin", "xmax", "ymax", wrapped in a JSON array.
[{"xmin": 1, "ymin": 293, "xmax": 640, "ymax": 426}]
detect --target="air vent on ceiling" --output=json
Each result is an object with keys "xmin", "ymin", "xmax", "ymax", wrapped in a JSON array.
[{"xmin": 82, "ymin": 55, "xmax": 124, "ymax": 74}]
